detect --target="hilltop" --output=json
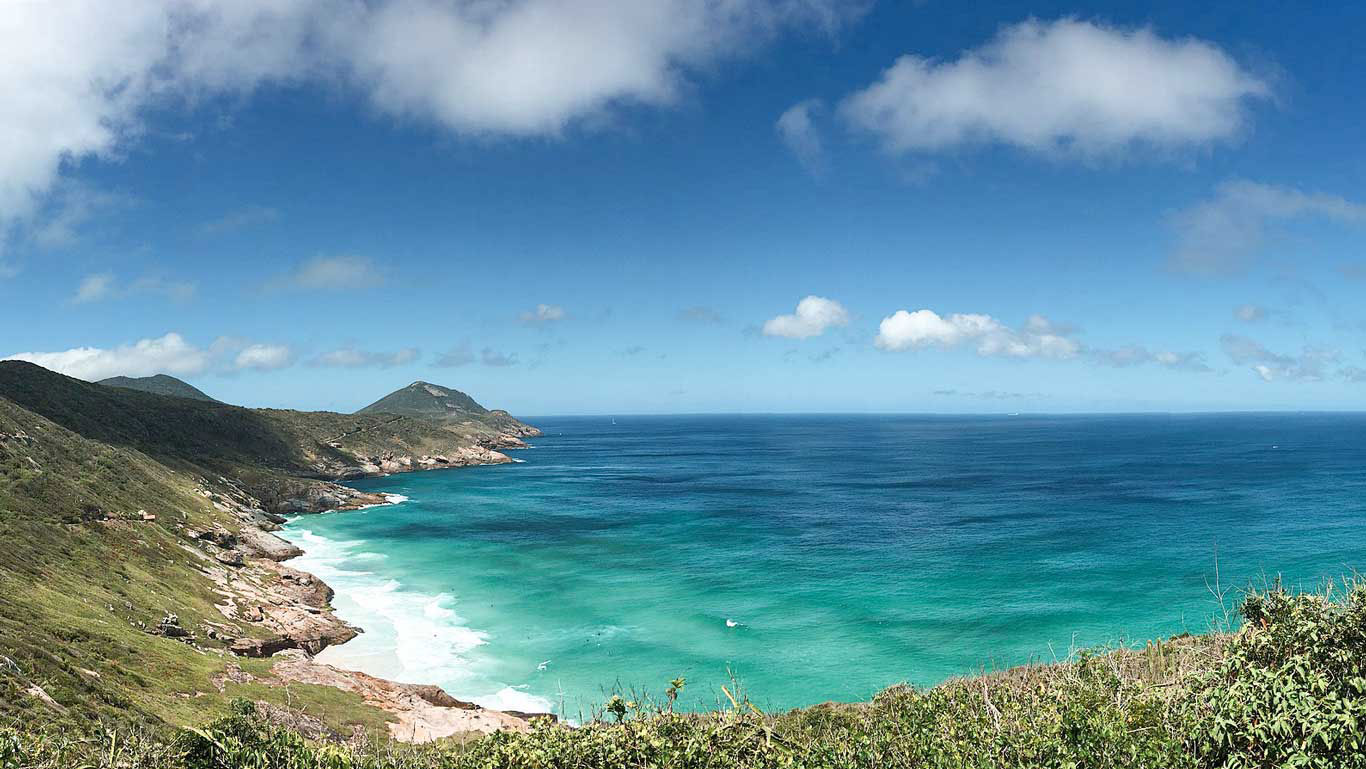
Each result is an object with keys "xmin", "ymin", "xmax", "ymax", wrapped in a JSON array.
[
  {"xmin": 98, "ymin": 374, "xmax": 219, "ymax": 402},
  {"xmin": 358, "ymin": 381, "xmax": 489, "ymax": 418},
  {"xmin": 356, "ymin": 380, "xmax": 540, "ymax": 440}
]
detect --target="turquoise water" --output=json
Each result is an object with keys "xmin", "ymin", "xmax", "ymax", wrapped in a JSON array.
[{"xmin": 281, "ymin": 414, "xmax": 1366, "ymax": 718}]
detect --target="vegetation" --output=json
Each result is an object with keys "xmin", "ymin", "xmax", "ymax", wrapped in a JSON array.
[
  {"xmin": 2, "ymin": 582, "xmax": 1365, "ymax": 767},
  {"xmin": 98, "ymin": 374, "xmax": 221, "ymax": 403},
  {"xmin": 4, "ymin": 360, "xmax": 1365, "ymax": 766}
]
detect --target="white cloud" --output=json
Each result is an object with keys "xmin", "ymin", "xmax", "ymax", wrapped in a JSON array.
[
  {"xmin": 841, "ymin": 18, "xmax": 1267, "ymax": 158},
  {"xmin": 4, "ymin": 332, "xmax": 297, "ymax": 379},
  {"xmin": 519, "ymin": 303, "xmax": 566, "ymax": 325},
  {"xmin": 233, "ymin": 343, "xmax": 294, "ymax": 372},
  {"xmin": 0, "ymin": 0, "xmax": 863, "ymax": 229},
  {"xmin": 875, "ymin": 310, "xmax": 1080, "ymax": 360},
  {"xmin": 763, "ymin": 296, "xmax": 849, "ymax": 339},
  {"xmin": 72, "ymin": 272, "xmax": 115, "ymax": 304},
  {"xmin": 311, "ymin": 346, "xmax": 419, "ymax": 368},
  {"xmin": 1171, "ymin": 181, "xmax": 1366, "ymax": 274},
  {"xmin": 1220, "ymin": 333, "xmax": 1338, "ymax": 382},
  {"xmin": 776, "ymin": 99, "xmax": 824, "ymax": 173},
  {"xmin": 270, "ymin": 255, "xmax": 382, "ymax": 291},
  {"xmin": 3, "ymin": 332, "xmax": 209, "ymax": 381}
]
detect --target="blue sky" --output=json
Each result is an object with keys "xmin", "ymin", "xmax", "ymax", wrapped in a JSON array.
[{"xmin": 1, "ymin": 1, "xmax": 1364, "ymax": 414}]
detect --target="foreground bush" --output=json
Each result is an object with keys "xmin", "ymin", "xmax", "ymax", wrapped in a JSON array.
[{"xmin": 4, "ymin": 581, "xmax": 1365, "ymax": 768}]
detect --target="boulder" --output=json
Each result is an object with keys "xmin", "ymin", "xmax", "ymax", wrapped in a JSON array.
[{"xmin": 238, "ymin": 527, "xmax": 303, "ymax": 561}]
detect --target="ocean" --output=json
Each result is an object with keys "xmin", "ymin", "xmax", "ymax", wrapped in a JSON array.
[{"xmin": 280, "ymin": 413, "xmax": 1366, "ymax": 719}]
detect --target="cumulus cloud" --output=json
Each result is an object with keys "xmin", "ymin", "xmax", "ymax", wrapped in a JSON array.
[
  {"xmin": 776, "ymin": 99, "xmax": 825, "ymax": 173},
  {"xmin": 519, "ymin": 304, "xmax": 566, "ymax": 325},
  {"xmin": 310, "ymin": 346, "xmax": 419, "ymax": 368},
  {"xmin": 0, "ymin": 0, "xmax": 864, "ymax": 229},
  {"xmin": 233, "ymin": 343, "xmax": 294, "ymax": 372},
  {"xmin": 3, "ymin": 333, "xmax": 209, "ymax": 381},
  {"xmin": 841, "ymin": 18, "xmax": 1267, "ymax": 158},
  {"xmin": 1171, "ymin": 181, "xmax": 1366, "ymax": 274},
  {"xmin": 3, "ymin": 333, "xmax": 296, "ymax": 379},
  {"xmin": 269, "ymin": 255, "xmax": 382, "ymax": 291},
  {"xmin": 874, "ymin": 310, "xmax": 1080, "ymax": 359},
  {"xmin": 763, "ymin": 295, "xmax": 849, "ymax": 339},
  {"xmin": 1220, "ymin": 334, "xmax": 1338, "ymax": 382}
]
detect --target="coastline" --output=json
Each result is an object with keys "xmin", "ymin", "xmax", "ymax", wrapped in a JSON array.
[{"xmin": 218, "ymin": 450, "xmax": 550, "ymax": 742}]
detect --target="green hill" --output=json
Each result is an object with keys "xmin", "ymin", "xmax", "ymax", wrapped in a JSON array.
[
  {"xmin": 98, "ymin": 374, "xmax": 219, "ymax": 402},
  {"xmin": 0, "ymin": 362, "xmax": 533, "ymax": 512},
  {"xmin": 357, "ymin": 381, "xmax": 484, "ymax": 418}
]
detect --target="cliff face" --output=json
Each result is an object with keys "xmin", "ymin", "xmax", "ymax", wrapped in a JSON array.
[{"xmin": 0, "ymin": 362, "xmax": 542, "ymax": 739}]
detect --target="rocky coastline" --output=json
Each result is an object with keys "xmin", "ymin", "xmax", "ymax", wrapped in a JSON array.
[{"xmin": 187, "ymin": 444, "xmax": 550, "ymax": 742}]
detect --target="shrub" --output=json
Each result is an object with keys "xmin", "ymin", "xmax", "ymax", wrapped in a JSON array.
[{"xmin": 1188, "ymin": 579, "xmax": 1366, "ymax": 769}]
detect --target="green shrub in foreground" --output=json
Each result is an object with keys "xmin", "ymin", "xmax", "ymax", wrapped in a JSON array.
[{"xmin": 1188, "ymin": 580, "xmax": 1366, "ymax": 769}]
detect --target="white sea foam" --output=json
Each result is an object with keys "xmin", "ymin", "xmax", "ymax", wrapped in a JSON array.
[{"xmin": 280, "ymin": 525, "xmax": 554, "ymax": 715}]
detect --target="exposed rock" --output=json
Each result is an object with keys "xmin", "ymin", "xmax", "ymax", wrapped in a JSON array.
[
  {"xmin": 154, "ymin": 612, "xmax": 190, "ymax": 638},
  {"xmin": 273, "ymin": 658, "xmax": 537, "ymax": 741},
  {"xmin": 214, "ymin": 549, "xmax": 244, "ymax": 567},
  {"xmin": 277, "ymin": 566, "xmax": 333, "ymax": 608},
  {"xmin": 229, "ymin": 636, "xmax": 295, "ymax": 657},
  {"xmin": 409, "ymin": 685, "xmax": 477, "ymax": 710},
  {"xmin": 238, "ymin": 527, "xmax": 303, "ymax": 561},
  {"xmin": 197, "ymin": 526, "xmax": 237, "ymax": 548}
]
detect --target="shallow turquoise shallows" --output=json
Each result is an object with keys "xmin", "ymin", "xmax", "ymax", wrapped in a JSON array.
[{"xmin": 280, "ymin": 414, "xmax": 1366, "ymax": 719}]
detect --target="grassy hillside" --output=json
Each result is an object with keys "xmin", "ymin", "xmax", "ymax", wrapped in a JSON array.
[
  {"xmin": 99, "ymin": 374, "xmax": 219, "ymax": 402},
  {"xmin": 0, "ymin": 362, "xmax": 532, "ymax": 511},
  {"xmin": 0, "ymin": 395, "xmax": 396, "ymax": 737}
]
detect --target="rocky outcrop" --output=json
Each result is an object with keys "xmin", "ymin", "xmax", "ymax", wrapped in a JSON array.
[
  {"xmin": 238, "ymin": 527, "xmax": 304, "ymax": 561},
  {"xmin": 272, "ymin": 656, "xmax": 537, "ymax": 741}
]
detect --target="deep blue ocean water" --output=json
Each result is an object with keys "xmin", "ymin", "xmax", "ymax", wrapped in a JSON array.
[{"xmin": 281, "ymin": 414, "xmax": 1366, "ymax": 718}]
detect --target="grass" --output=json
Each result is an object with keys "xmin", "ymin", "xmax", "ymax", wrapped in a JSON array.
[{"xmin": 2, "ymin": 581, "xmax": 1365, "ymax": 767}]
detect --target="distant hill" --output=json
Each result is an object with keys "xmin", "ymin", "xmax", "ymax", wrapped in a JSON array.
[
  {"xmin": 357, "ymin": 381, "xmax": 491, "ymax": 418},
  {"xmin": 98, "ymin": 373, "xmax": 219, "ymax": 402},
  {"xmin": 356, "ymin": 381, "xmax": 538, "ymax": 437}
]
